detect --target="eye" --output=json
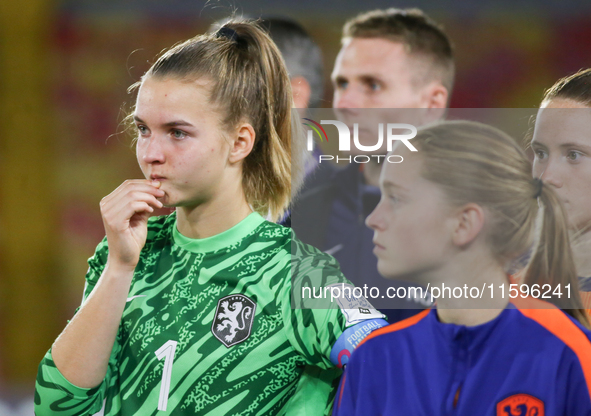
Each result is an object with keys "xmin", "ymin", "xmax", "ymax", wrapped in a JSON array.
[
  {"xmin": 369, "ymin": 82, "xmax": 381, "ymax": 92},
  {"xmin": 533, "ymin": 148, "xmax": 547, "ymax": 160},
  {"xmin": 136, "ymin": 124, "xmax": 149, "ymax": 137},
  {"xmin": 336, "ymin": 79, "xmax": 349, "ymax": 90},
  {"xmin": 362, "ymin": 78, "xmax": 382, "ymax": 93},
  {"xmin": 171, "ymin": 129, "xmax": 187, "ymax": 140},
  {"xmin": 567, "ymin": 150, "xmax": 583, "ymax": 162},
  {"xmin": 385, "ymin": 193, "xmax": 398, "ymax": 203}
]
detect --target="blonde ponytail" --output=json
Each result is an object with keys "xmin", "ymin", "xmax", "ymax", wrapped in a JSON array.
[{"xmin": 524, "ymin": 182, "xmax": 589, "ymax": 327}]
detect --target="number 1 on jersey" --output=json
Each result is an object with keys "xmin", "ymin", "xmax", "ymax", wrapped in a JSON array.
[{"xmin": 155, "ymin": 340, "xmax": 178, "ymax": 411}]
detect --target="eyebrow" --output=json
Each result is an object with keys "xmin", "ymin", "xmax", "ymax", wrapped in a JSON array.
[
  {"xmin": 332, "ymin": 74, "xmax": 347, "ymax": 84},
  {"xmin": 332, "ymin": 74, "xmax": 383, "ymax": 84},
  {"xmin": 359, "ymin": 75, "xmax": 382, "ymax": 85},
  {"xmin": 559, "ymin": 142, "xmax": 591, "ymax": 151},
  {"xmin": 133, "ymin": 115, "xmax": 195, "ymax": 128},
  {"xmin": 381, "ymin": 180, "xmax": 409, "ymax": 192},
  {"xmin": 530, "ymin": 140, "xmax": 546, "ymax": 148},
  {"xmin": 531, "ymin": 139, "xmax": 591, "ymax": 152}
]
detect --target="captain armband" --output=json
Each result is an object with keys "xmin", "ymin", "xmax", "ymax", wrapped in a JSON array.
[{"xmin": 330, "ymin": 318, "xmax": 388, "ymax": 368}]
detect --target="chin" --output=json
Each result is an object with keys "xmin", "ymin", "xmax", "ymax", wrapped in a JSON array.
[
  {"xmin": 160, "ymin": 196, "xmax": 181, "ymax": 209},
  {"xmin": 377, "ymin": 262, "xmax": 397, "ymax": 279}
]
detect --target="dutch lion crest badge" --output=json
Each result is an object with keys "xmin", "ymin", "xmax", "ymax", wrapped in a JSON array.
[{"xmin": 212, "ymin": 294, "xmax": 256, "ymax": 347}]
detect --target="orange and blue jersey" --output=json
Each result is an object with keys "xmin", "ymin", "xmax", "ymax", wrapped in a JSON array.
[
  {"xmin": 333, "ymin": 301, "xmax": 591, "ymax": 416},
  {"xmin": 580, "ymin": 277, "xmax": 591, "ymax": 318}
]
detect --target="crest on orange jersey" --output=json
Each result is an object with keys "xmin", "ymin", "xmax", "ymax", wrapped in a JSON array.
[{"xmin": 496, "ymin": 394, "xmax": 544, "ymax": 416}]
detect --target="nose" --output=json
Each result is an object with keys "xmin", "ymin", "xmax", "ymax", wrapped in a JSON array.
[
  {"xmin": 334, "ymin": 87, "xmax": 362, "ymax": 110},
  {"xmin": 365, "ymin": 199, "xmax": 385, "ymax": 231},
  {"xmin": 139, "ymin": 135, "xmax": 166, "ymax": 165},
  {"xmin": 538, "ymin": 160, "xmax": 563, "ymax": 189}
]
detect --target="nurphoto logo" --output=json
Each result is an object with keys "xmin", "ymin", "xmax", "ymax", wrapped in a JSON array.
[{"xmin": 303, "ymin": 119, "xmax": 418, "ymax": 164}]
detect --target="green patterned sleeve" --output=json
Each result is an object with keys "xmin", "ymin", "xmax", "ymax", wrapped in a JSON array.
[
  {"xmin": 281, "ymin": 236, "xmax": 350, "ymax": 370},
  {"xmin": 35, "ymin": 237, "xmax": 121, "ymax": 415}
]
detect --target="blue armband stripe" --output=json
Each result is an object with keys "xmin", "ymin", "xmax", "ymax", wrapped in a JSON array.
[{"xmin": 330, "ymin": 318, "xmax": 388, "ymax": 368}]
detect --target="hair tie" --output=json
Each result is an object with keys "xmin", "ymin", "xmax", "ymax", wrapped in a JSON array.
[
  {"xmin": 216, "ymin": 26, "xmax": 247, "ymax": 49},
  {"xmin": 533, "ymin": 178, "xmax": 544, "ymax": 199}
]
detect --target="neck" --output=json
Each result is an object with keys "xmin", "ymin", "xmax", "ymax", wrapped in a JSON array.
[
  {"xmin": 361, "ymin": 158, "xmax": 383, "ymax": 187},
  {"xmin": 571, "ymin": 229, "xmax": 591, "ymax": 277},
  {"xmin": 436, "ymin": 305, "xmax": 507, "ymax": 327},
  {"xmin": 175, "ymin": 185, "xmax": 252, "ymax": 239},
  {"xmin": 424, "ymin": 249, "xmax": 509, "ymax": 326}
]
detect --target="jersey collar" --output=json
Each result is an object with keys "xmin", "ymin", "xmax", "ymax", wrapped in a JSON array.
[{"xmin": 173, "ymin": 212, "xmax": 265, "ymax": 253}]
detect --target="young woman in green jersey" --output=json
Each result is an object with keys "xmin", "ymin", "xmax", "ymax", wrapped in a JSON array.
[
  {"xmin": 530, "ymin": 68, "xmax": 591, "ymax": 311},
  {"xmin": 35, "ymin": 21, "xmax": 386, "ymax": 416}
]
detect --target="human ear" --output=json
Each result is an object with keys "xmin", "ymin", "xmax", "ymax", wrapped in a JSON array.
[
  {"xmin": 426, "ymin": 83, "xmax": 448, "ymax": 109},
  {"xmin": 419, "ymin": 82, "xmax": 448, "ymax": 124},
  {"xmin": 451, "ymin": 203, "xmax": 485, "ymax": 247},
  {"xmin": 228, "ymin": 123, "xmax": 256, "ymax": 164},
  {"xmin": 291, "ymin": 76, "xmax": 311, "ymax": 109}
]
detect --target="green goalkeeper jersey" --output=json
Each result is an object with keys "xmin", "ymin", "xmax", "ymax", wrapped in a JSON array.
[{"xmin": 35, "ymin": 212, "xmax": 381, "ymax": 415}]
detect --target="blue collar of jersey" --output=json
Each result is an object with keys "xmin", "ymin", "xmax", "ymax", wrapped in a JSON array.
[{"xmin": 429, "ymin": 306, "xmax": 513, "ymax": 350}]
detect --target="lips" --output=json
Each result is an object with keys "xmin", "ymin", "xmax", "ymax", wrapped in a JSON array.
[
  {"xmin": 150, "ymin": 174, "xmax": 166, "ymax": 181},
  {"xmin": 373, "ymin": 240, "xmax": 385, "ymax": 251}
]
